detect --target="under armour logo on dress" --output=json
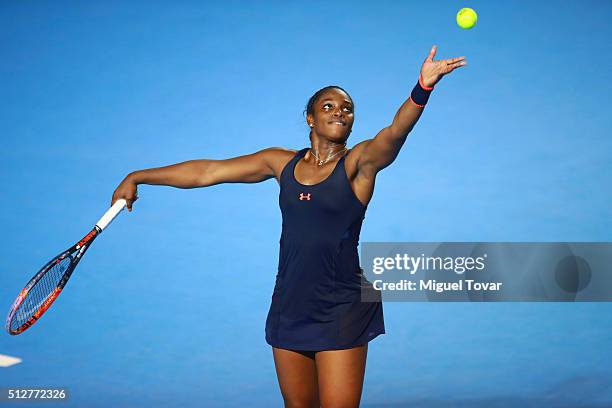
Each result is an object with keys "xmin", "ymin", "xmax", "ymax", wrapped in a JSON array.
[{"xmin": 298, "ymin": 193, "xmax": 311, "ymax": 201}]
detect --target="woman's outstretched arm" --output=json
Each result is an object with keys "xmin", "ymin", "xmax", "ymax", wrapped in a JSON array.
[
  {"xmin": 354, "ymin": 45, "xmax": 467, "ymax": 173},
  {"xmin": 112, "ymin": 147, "xmax": 293, "ymax": 210}
]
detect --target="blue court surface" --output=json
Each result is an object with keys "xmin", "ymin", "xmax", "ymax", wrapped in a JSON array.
[{"xmin": 1, "ymin": 1, "xmax": 611, "ymax": 407}]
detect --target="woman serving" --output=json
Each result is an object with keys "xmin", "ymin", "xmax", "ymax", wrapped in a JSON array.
[{"xmin": 112, "ymin": 45, "xmax": 466, "ymax": 408}]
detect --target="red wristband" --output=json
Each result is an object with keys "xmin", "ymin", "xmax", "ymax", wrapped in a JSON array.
[{"xmin": 410, "ymin": 75, "xmax": 434, "ymax": 107}]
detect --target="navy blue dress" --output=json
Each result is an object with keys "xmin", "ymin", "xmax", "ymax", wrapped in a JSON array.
[{"xmin": 265, "ymin": 148, "xmax": 385, "ymax": 351}]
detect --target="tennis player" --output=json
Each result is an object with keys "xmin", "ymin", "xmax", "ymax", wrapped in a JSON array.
[{"xmin": 112, "ymin": 45, "xmax": 466, "ymax": 407}]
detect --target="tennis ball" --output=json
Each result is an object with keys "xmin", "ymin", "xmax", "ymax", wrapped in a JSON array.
[{"xmin": 456, "ymin": 7, "xmax": 477, "ymax": 29}]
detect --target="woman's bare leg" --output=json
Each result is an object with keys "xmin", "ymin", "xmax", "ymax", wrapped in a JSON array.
[
  {"xmin": 272, "ymin": 347, "xmax": 320, "ymax": 408},
  {"xmin": 315, "ymin": 344, "xmax": 368, "ymax": 408}
]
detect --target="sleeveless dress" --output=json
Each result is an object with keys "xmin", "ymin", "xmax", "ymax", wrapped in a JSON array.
[{"xmin": 265, "ymin": 148, "xmax": 385, "ymax": 351}]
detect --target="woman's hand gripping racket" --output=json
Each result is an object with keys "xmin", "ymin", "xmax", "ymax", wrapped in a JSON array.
[{"xmin": 6, "ymin": 199, "xmax": 128, "ymax": 335}]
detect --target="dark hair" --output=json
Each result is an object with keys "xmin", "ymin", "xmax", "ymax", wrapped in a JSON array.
[{"xmin": 304, "ymin": 85, "xmax": 353, "ymax": 121}]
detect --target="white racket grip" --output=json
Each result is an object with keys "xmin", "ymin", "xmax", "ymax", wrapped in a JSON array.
[{"xmin": 96, "ymin": 199, "xmax": 127, "ymax": 231}]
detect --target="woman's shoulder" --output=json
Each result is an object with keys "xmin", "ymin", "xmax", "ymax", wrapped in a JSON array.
[
  {"xmin": 259, "ymin": 147, "xmax": 300, "ymax": 177},
  {"xmin": 262, "ymin": 146, "xmax": 299, "ymax": 155},
  {"xmin": 260, "ymin": 147, "xmax": 299, "ymax": 162}
]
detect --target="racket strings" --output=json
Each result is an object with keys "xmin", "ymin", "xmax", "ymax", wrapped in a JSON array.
[{"xmin": 11, "ymin": 256, "xmax": 73, "ymax": 330}]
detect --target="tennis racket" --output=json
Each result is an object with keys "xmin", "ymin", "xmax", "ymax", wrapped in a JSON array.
[{"xmin": 6, "ymin": 199, "xmax": 128, "ymax": 335}]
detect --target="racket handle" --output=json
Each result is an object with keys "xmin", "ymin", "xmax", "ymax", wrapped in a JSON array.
[{"xmin": 96, "ymin": 199, "xmax": 127, "ymax": 231}]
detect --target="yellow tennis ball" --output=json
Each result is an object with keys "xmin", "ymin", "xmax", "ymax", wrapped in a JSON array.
[{"xmin": 456, "ymin": 7, "xmax": 478, "ymax": 29}]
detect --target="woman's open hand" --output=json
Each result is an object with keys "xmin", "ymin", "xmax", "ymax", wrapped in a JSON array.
[{"xmin": 420, "ymin": 45, "xmax": 467, "ymax": 88}]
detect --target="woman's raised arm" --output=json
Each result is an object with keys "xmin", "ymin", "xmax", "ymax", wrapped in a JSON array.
[{"xmin": 354, "ymin": 46, "xmax": 466, "ymax": 174}]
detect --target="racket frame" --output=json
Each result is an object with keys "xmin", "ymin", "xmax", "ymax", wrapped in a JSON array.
[
  {"xmin": 6, "ymin": 199, "xmax": 126, "ymax": 335},
  {"xmin": 5, "ymin": 227, "xmax": 100, "ymax": 335}
]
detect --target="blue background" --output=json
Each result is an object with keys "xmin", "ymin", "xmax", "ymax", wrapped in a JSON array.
[{"xmin": 1, "ymin": 1, "xmax": 611, "ymax": 407}]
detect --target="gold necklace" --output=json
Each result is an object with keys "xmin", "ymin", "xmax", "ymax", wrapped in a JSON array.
[{"xmin": 310, "ymin": 147, "xmax": 347, "ymax": 166}]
